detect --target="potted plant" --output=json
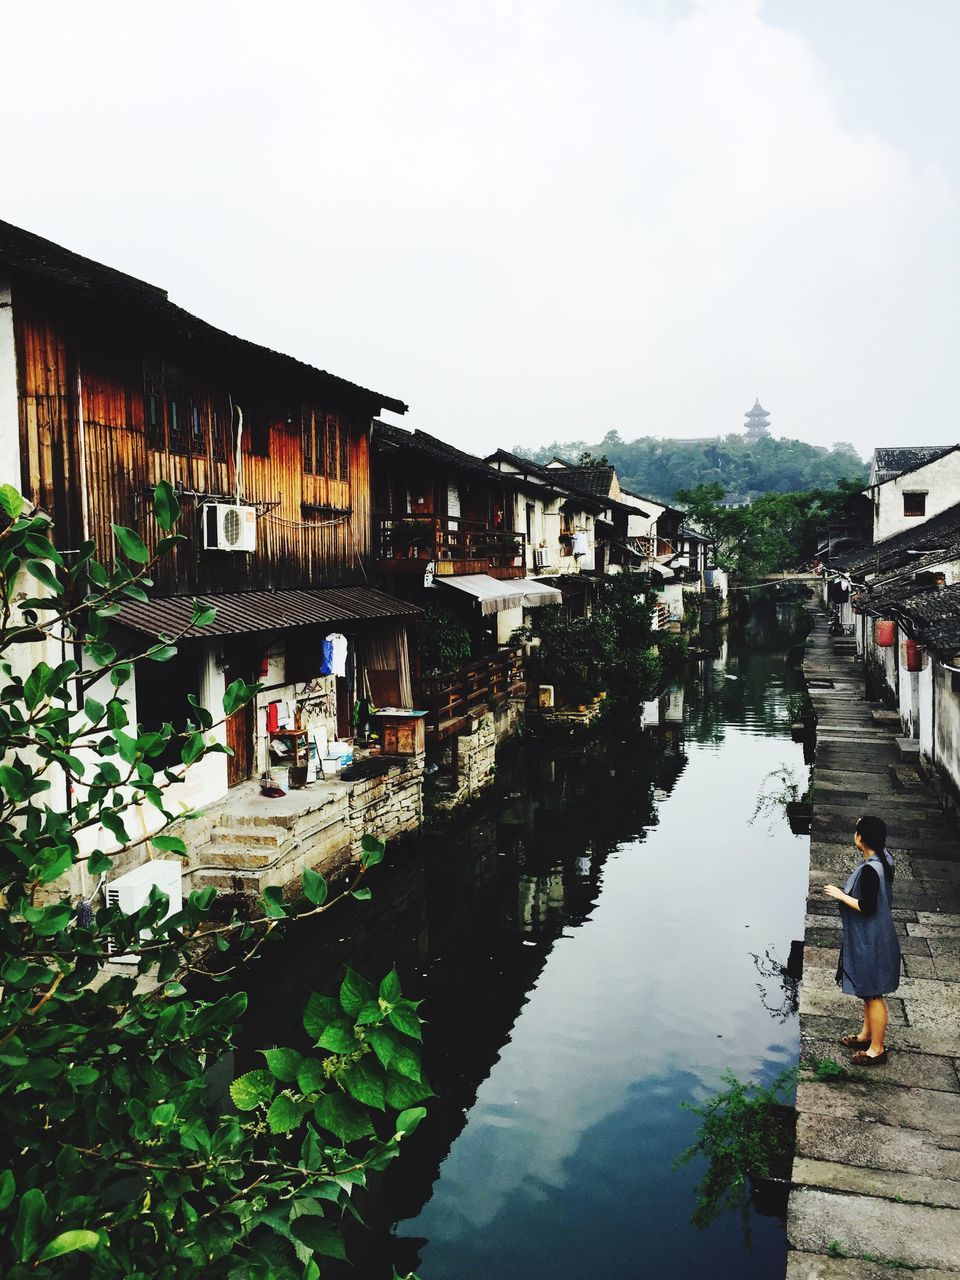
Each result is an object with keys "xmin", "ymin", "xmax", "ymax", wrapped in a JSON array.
[{"xmin": 388, "ymin": 518, "xmax": 435, "ymax": 555}]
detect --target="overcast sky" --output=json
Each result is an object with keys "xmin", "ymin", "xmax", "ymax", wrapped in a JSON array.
[{"xmin": 1, "ymin": 0, "xmax": 957, "ymax": 459}]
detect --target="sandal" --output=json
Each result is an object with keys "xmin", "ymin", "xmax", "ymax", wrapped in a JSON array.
[
  {"xmin": 851, "ymin": 1050, "xmax": 888, "ymax": 1065},
  {"xmin": 839, "ymin": 1034, "xmax": 870, "ymax": 1048}
]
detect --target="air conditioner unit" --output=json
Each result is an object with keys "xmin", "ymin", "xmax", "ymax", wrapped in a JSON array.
[
  {"xmin": 534, "ymin": 546, "xmax": 551, "ymax": 569},
  {"xmin": 105, "ymin": 859, "xmax": 183, "ymax": 963},
  {"xmin": 203, "ymin": 503, "xmax": 257, "ymax": 552}
]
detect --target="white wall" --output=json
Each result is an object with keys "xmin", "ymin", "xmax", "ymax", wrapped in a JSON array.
[
  {"xmin": 0, "ymin": 270, "xmax": 20, "ymax": 489},
  {"xmin": 933, "ymin": 664, "xmax": 960, "ymax": 798},
  {"xmin": 919, "ymin": 660, "xmax": 934, "ymax": 759},
  {"xmin": 497, "ymin": 604, "xmax": 524, "ymax": 645},
  {"xmin": 872, "ymin": 450, "xmax": 960, "ymax": 542}
]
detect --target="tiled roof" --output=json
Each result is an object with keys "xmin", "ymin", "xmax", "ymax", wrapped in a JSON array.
[
  {"xmin": 550, "ymin": 466, "xmax": 616, "ymax": 497},
  {"xmin": 376, "ymin": 422, "xmax": 507, "ymax": 481},
  {"xmin": 829, "ymin": 500, "xmax": 960, "ymax": 579},
  {"xmin": 0, "ymin": 218, "xmax": 406, "ymax": 415},
  {"xmin": 865, "ymin": 583, "xmax": 960, "ymax": 659},
  {"xmin": 871, "ymin": 446, "xmax": 955, "ymax": 486},
  {"xmin": 483, "ymin": 449, "xmax": 611, "ymax": 512}
]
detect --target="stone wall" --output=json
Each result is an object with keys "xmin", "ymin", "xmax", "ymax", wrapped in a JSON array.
[{"xmin": 429, "ymin": 700, "xmax": 525, "ymax": 814}]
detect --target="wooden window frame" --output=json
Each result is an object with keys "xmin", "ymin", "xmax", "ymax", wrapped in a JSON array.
[
  {"xmin": 903, "ymin": 491, "xmax": 926, "ymax": 518},
  {"xmin": 211, "ymin": 403, "xmax": 230, "ymax": 463},
  {"xmin": 339, "ymin": 416, "xmax": 350, "ymax": 481}
]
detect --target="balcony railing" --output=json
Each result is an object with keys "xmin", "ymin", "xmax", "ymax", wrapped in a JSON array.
[
  {"xmin": 413, "ymin": 646, "xmax": 525, "ymax": 740},
  {"xmin": 375, "ymin": 513, "xmax": 525, "ymax": 577}
]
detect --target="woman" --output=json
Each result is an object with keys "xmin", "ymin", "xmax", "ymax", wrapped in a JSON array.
[{"xmin": 823, "ymin": 815, "xmax": 900, "ymax": 1065}]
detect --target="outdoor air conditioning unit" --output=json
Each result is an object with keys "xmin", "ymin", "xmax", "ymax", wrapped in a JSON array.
[
  {"xmin": 203, "ymin": 502, "xmax": 257, "ymax": 552},
  {"xmin": 105, "ymin": 859, "xmax": 183, "ymax": 963},
  {"xmin": 534, "ymin": 546, "xmax": 551, "ymax": 569}
]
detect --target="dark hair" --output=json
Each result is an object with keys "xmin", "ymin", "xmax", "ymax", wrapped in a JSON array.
[{"xmin": 856, "ymin": 815, "xmax": 887, "ymax": 854}]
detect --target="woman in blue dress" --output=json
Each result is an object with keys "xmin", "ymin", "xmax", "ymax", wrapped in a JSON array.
[{"xmin": 823, "ymin": 815, "xmax": 900, "ymax": 1065}]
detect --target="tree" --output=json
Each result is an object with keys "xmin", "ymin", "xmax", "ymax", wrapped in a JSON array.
[{"xmin": 0, "ymin": 483, "xmax": 427, "ymax": 1279}]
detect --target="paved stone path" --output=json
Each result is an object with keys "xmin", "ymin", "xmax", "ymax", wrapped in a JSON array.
[{"xmin": 787, "ymin": 611, "xmax": 960, "ymax": 1277}]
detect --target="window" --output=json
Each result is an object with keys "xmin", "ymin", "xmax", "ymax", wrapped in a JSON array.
[
  {"xmin": 190, "ymin": 403, "xmax": 205, "ymax": 455},
  {"xmin": 301, "ymin": 407, "xmax": 316, "ymax": 474},
  {"xmin": 144, "ymin": 358, "xmax": 164, "ymax": 449},
  {"xmin": 211, "ymin": 405, "xmax": 230, "ymax": 463},
  {"xmin": 166, "ymin": 365, "xmax": 187, "ymax": 454},
  {"xmin": 339, "ymin": 417, "xmax": 350, "ymax": 481},
  {"xmin": 903, "ymin": 491, "xmax": 926, "ymax": 517},
  {"xmin": 325, "ymin": 415, "xmax": 339, "ymax": 479}
]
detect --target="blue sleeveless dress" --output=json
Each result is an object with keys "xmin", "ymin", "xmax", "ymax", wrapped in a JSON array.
[{"xmin": 835, "ymin": 853, "xmax": 901, "ymax": 998}]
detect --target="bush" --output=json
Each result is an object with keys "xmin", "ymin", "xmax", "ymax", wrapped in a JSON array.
[{"xmin": 0, "ymin": 482, "xmax": 426, "ymax": 1278}]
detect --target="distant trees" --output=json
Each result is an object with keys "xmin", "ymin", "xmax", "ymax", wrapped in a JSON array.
[
  {"xmin": 675, "ymin": 480, "xmax": 864, "ymax": 581},
  {"xmin": 514, "ymin": 434, "xmax": 866, "ymax": 502}
]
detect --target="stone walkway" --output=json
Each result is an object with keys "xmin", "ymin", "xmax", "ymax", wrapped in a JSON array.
[{"xmin": 787, "ymin": 610, "xmax": 960, "ymax": 1278}]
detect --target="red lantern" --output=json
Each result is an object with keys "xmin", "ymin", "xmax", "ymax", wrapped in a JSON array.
[
  {"xmin": 875, "ymin": 620, "xmax": 895, "ymax": 647},
  {"xmin": 905, "ymin": 639, "xmax": 922, "ymax": 672}
]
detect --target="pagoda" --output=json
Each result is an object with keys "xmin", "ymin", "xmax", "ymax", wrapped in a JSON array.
[{"xmin": 744, "ymin": 398, "xmax": 770, "ymax": 443}]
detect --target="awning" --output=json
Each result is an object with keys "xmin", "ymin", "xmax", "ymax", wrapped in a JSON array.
[
  {"xmin": 115, "ymin": 585, "xmax": 423, "ymax": 639},
  {"xmin": 434, "ymin": 574, "xmax": 563, "ymax": 615}
]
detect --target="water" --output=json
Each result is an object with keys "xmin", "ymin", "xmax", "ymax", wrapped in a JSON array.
[{"xmin": 241, "ymin": 599, "xmax": 811, "ymax": 1279}]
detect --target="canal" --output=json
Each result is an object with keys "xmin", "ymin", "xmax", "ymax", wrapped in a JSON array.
[{"xmin": 241, "ymin": 599, "xmax": 812, "ymax": 1279}]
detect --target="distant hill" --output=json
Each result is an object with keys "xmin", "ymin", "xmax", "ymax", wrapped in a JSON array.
[{"xmin": 514, "ymin": 431, "xmax": 867, "ymax": 503}]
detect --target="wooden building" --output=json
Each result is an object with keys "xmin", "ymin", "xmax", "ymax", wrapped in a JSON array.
[{"xmin": 0, "ymin": 219, "xmax": 419, "ymax": 824}]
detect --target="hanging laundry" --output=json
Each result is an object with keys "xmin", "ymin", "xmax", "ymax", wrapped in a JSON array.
[
  {"xmin": 319, "ymin": 637, "xmax": 335, "ymax": 676},
  {"xmin": 266, "ymin": 701, "xmax": 280, "ymax": 734},
  {"xmin": 572, "ymin": 531, "xmax": 589, "ymax": 556},
  {"xmin": 326, "ymin": 632, "xmax": 349, "ymax": 678}
]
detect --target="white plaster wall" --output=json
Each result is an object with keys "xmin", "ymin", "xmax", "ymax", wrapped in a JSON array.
[
  {"xmin": 933, "ymin": 664, "xmax": 960, "ymax": 798},
  {"xmin": 872, "ymin": 450, "xmax": 960, "ymax": 542},
  {"xmin": 497, "ymin": 604, "xmax": 524, "ymax": 645},
  {"xmin": 0, "ymin": 270, "xmax": 20, "ymax": 489},
  {"xmin": 918, "ymin": 660, "xmax": 934, "ymax": 759}
]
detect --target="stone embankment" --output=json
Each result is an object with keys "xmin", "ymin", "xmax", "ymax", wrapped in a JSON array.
[{"xmin": 787, "ymin": 609, "xmax": 960, "ymax": 1277}]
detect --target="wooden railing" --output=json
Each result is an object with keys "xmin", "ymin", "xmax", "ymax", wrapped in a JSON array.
[
  {"xmin": 375, "ymin": 513, "xmax": 525, "ymax": 573},
  {"xmin": 413, "ymin": 646, "xmax": 525, "ymax": 739}
]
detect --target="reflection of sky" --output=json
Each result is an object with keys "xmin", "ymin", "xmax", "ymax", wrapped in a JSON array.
[{"xmin": 400, "ymin": 714, "xmax": 809, "ymax": 1278}]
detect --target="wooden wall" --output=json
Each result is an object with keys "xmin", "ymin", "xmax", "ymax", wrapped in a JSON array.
[{"xmin": 14, "ymin": 281, "xmax": 375, "ymax": 595}]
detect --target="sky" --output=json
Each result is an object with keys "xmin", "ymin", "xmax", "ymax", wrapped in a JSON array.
[{"xmin": 0, "ymin": 0, "xmax": 957, "ymax": 460}]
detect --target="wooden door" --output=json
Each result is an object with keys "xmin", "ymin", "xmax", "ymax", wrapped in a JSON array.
[{"xmin": 224, "ymin": 649, "xmax": 255, "ymax": 786}]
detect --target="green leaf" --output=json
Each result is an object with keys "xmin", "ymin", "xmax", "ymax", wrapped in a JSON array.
[
  {"xmin": 112, "ymin": 524, "xmax": 150, "ymax": 564},
  {"xmin": 313, "ymin": 1093, "xmax": 375, "ymax": 1143},
  {"xmin": 181, "ymin": 731, "xmax": 205, "ymax": 766},
  {"xmin": 303, "ymin": 992, "xmax": 339, "ymax": 1041},
  {"xmin": 151, "ymin": 1102, "xmax": 177, "ymax": 1126},
  {"xmin": 351, "ymin": 886, "xmax": 372, "ymax": 901},
  {"xmin": 152, "ymin": 834, "xmax": 187, "ymax": 856},
  {"xmin": 262, "ymin": 1047, "xmax": 303, "ymax": 1083},
  {"xmin": 26, "ymin": 558, "xmax": 63, "ymax": 595},
  {"xmin": 223, "ymin": 677, "xmax": 258, "ymax": 717},
  {"xmin": 29, "ymin": 901, "xmax": 72, "ymax": 937},
  {"xmin": 385, "ymin": 1071, "xmax": 433, "ymax": 1110},
  {"xmin": 339, "ymin": 967, "xmax": 375, "ymax": 1017},
  {"xmin": 379, "ymin": 967, "xmax": 402, "ymax": 1003},
  {"xmin": 106, "ymin": 698, "xmax": 128, "ymax": 731},
  {"xmin": 261, "ymin": 885, "xmax": 287, "ymax": 918},
  {"xmin": 36, "ymin": 1229, "xmax": 100, "ymax": 1262},
  {"xmin": 267, "ymin": 1094, "xmax": 305, "ymax": 1134},
  {"xmin": 147, "ymin": 642, "xmax": 178, "ymax": 663},
  {"xmin": 110, "ymin": 662, "xmax": 132, "ymax": 688},
  {"xmin": 395, "ymin": 1106, "xmax": 427, "ymax": 1138},
  {"xmin": 389, "ymin": 1042, "xmax": 422, "ymax": 1084},
  {"xmin": 388, "ymin": 1005, "xmax": 422, "ymax": 1041},
  {"xmin": 344, "ymin": 1058, "xmax": 386, "ymax": 1110},
  {"xmin": 360, "ymin": 833, "xmax": 386, "ymax": 867},
  {"xmin": 317, "ymin": 1022, "xmax": 356, "ymax": 1055},
  {"xmin": 0, "ymin": 1169, "xmax": 15, "ymax": 1212},
  {"xmin": 38, "ymin": 845, "xmax": 72, "ymax": 883},
  {"xmin": 84, "ymin": 696, "xmax": 105, "ymax": 723},
  {"xmin": 13, "ymin": 1187, "xmax": 47, "ymax": 1262},
  {"xmin": 230, "ymin": 1069, "xmax": 275, "ymax": 1110},
  {"xmin": 191, "ymin": 602, "xmax": 217, "ymax": 628},
  {"xmin": 0, "ymin": 484, "xmax": 24, "ymax": 520},
  {"xmin": 290, "ymin": 1217, "xmax": 347, "ymax": 1259},
  {"xmin": 365, "ymin": 1025, "xmax": 404, "ymax": 1072},
  {"xmin": 296, "ymin": 1059, "xmax": 328, "ymax": 1095},
  {"xmin": 301, "ymin": 867, "xmax": 328, "ymax": 907},
  {"xmin": 152, "ymin": 480, "xmax": 181, "ymax": 533}
]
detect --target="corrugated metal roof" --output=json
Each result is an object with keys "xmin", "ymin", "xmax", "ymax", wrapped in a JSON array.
[{"xmin": 116, "ymin": 586, "xmax": 422, "ymax": 639}]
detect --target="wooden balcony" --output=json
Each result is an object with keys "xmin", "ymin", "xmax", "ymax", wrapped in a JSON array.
[
  {"xmin": 375, "ymin": 513, "xmax": 526, "ymax": 580},
  {"xmin": 413, "ymin": 646, "xmax": 525, "ymax": 740}
]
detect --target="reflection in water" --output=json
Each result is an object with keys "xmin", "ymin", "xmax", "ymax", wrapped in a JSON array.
[
  {"xmin": 239, "ymin": 600, "xmax": 811, "ymax": 1280},
  {"xmin": 750, "ymin": 947, "xmax": 801, "ymax": 1023}
]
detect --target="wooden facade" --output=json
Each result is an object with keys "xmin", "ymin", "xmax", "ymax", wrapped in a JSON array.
[{"xmin": 12, "ymin": 277, "xmax": 393, "ymax": 597}]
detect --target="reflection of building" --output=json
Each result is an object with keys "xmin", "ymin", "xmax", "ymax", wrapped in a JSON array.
[{"xmin": 744, "ymin": 398, "xmax": 771, "ymax": 443}]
